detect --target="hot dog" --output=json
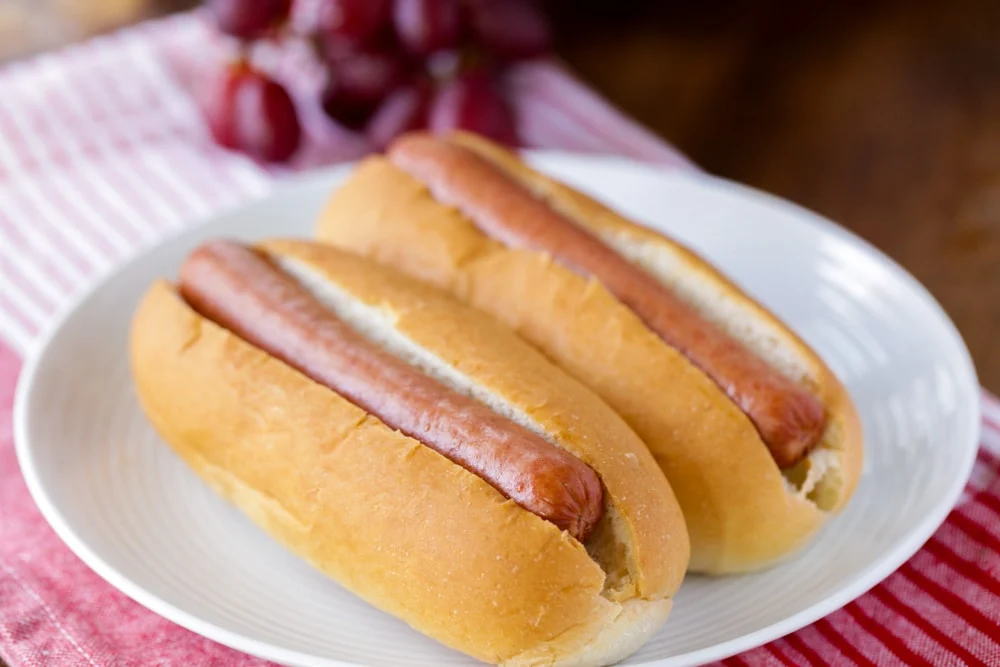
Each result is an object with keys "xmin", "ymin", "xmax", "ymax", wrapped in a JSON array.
[
  {"xmin": 130, "ymin": 239, "xmax": 689, "ymax": 666},
  {"xmin": 315, "ymin": 132, "xmax": 864, "ymax": 574},
  {"xmin": 388, "ymin": 136, "xmax": 825, "ymax": 468},
  {"xmin": 178, "ymin": 240, "xmax": 604, "ymax": 540}
]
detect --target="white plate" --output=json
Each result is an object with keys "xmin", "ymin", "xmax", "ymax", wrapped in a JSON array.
[{"xmin": 15, "ymin": 154, "xmax": 980, "ymax": 667}]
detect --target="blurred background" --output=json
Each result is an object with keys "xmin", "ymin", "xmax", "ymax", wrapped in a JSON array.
[{"xmin": 1, "ymin": 0, "xmax": 998, "ymax": 389}]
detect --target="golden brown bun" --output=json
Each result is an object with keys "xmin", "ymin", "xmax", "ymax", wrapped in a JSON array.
[
  {"xmin": 314, "ymin": 133, "xmax": 863, "ymax": 574},
  {"xmin": 130, "ymin": 240, "xmax": 688, "ymax": 665}
]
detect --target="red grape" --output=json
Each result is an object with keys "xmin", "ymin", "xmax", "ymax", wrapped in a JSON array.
[
  {"xmin": 316, "ymin": 0, "xmax": 392, "ymax": 45},
  {"xmin": 321, "ymin": 46, "xmax": 407, "ymax": 129},
  {"xmin": 366, "ymin": 82, "xmax": 431, "ymax": 149},
  {"xmin": 468, "ymin": 0, "xmax": 550, "ymax": 60},
  {"xmin": 204, "ymin": 62, "xmax": 301, "ymax": 162},
  {"xmin": 428, "ymin": 70, "xmax": 516, "ymax": 144},
  {"xmin": 207, "ymin": 0, "xmax": 292, "ymax": 39},
  {"xmin": 393, "ymin": 0, "xmax": 460, "ymax": 56},
  {"xmin": 321, "ymin": 82, "xmax": 374, "ymax": 129}
]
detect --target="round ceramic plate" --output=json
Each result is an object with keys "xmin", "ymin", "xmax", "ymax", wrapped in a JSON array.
[{"xmin": 15, "ymin": 154, "xmax": 980, "ymax": 667}]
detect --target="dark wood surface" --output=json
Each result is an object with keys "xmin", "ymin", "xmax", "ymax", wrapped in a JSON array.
[
  {"xmin": 1, "ymin": 0, "xmax": 997, "ymax": 394},
  {"xmin": 550, "ymin": 0, "xmax": 1000, "ymax": 390}
]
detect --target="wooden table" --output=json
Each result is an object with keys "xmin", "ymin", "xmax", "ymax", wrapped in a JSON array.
[
  {"xmin": 2, "ymin": 0, "xmax": 997, "ymax": 395},
  {"xmin": 551, "ymin": 0, "xmax": 1000, "ymax": 391}
]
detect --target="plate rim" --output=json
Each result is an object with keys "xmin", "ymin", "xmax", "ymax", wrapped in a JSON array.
[{"xmin": 12, "ymin": 152, "xmax": 981, "ymax": 667}]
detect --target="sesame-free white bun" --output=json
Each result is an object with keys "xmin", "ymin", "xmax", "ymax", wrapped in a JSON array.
[
  {"xmin": 130, "ymin": 240, "xmax": 689, "ymax": 665},
  {"xmin": 314, "ymin": 133, "xmax": 863, "ymax": 574}
]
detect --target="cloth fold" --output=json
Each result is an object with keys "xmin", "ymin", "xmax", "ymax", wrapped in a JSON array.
[{"xmin": 1, "ymin": 11, "xmax": 998, "ymax": 667}]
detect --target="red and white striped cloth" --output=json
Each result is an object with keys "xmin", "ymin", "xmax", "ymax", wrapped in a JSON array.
[{"xmin": 0, "ymin": 11, "xmax": 998, "ymax": 667}]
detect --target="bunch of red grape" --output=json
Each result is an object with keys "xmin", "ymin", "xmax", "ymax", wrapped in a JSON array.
[{"xmin": 204, "ymin": 0, "xmax": 551, "ymax": 162}]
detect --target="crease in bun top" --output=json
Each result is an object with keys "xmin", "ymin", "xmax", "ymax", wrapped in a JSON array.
[{"xmin": 314, "ymin": 131, "xmax": 864, "ymax": 574}]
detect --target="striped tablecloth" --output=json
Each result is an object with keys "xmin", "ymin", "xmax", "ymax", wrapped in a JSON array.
[{"xmin": 1, "ymin": 11, "xmax": 998, "ymax": 667}]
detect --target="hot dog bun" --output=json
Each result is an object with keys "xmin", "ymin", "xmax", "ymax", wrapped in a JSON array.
[
  {"xmin": 130, "ymin": 239, "xmax": 688, "ymax": 666},
  {"xmin": 314, "ymin": 132, "xmax": 863, "ymax": 574}
]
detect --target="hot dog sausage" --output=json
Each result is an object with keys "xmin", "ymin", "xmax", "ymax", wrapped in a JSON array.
[
  {"xmin": 178, "ymin": 240, "xmax": 604, "ymax": 541},
  {"xmin": 388, "ymin": 137, "xmax": 826, "ymax": 468}
]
